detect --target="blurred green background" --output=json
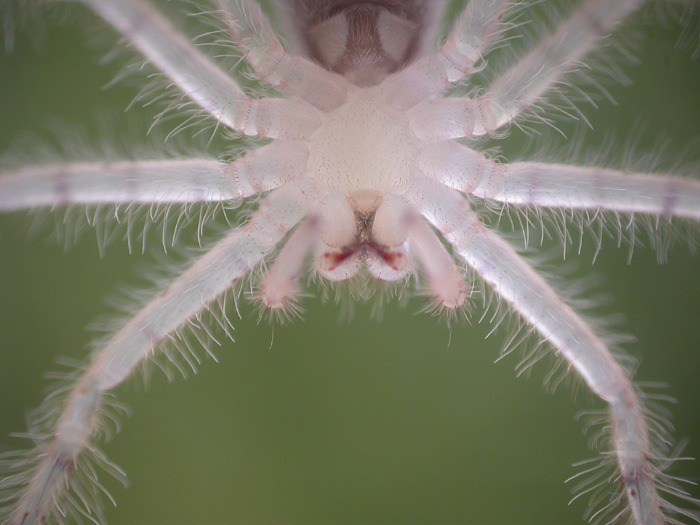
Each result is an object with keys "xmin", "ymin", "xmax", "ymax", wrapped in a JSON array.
[{"xmin": 0, "ymin": 2, "xmax": 699, "ymax": 524}]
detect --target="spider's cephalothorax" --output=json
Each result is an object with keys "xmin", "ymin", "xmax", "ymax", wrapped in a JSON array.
[{"xmin": 1, "ymin": 0, "xmax": 699, "ymax": 524}]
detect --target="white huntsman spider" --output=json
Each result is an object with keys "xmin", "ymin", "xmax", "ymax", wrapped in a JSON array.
[{"xmin": 1, "ymin": 0, "xmax": 700, "ymax": 523}]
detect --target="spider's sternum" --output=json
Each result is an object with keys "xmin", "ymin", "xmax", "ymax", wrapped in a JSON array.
[{"xmin": 307, "ymin": 87, "xmax": 417, "ymax": 195}]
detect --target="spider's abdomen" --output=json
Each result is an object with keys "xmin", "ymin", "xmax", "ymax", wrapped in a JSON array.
[
  {"xmin": 287, "ymin": 0, "xmax": 442, "ymax": 86},
  {"xmin": 308, "ymin": 88, "xmax": 417, "ymax": 195}
]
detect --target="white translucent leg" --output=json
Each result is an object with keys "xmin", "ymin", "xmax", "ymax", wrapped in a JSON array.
[
  {"xmin": 410, "ymin": 96, "xmax": 502, "ymax": 140},
  {"xmin": 260, "ymin": 215, "xmax": 320, "ymax": 310},
  {"xmin": 213, "ymin": 0, "xmax": 347, "ymax": 112},
  {"xmin": 410, "ymin": 97, "xmax": 476, "ymax": 141},
  {"xmin": 0, "ymin": 159, "xmax": 229, "ymax": 210},
  {"xmin": 410, "ymin": 179, "xmax": 664, "ymax": 524},
  {"xmin": 80, "ymin": 0, "xmax": 320, "ymax": 138},
  {"xmin": 417, "ymin": 140, "xmax": 499, "ymax": 193},
  {"xmin": 438, "ymin": 0, "xmax": 510, "ymax": 81},
  {"xmin": 477, "ymin": 162, "xmax": 700, "ymax": 220},
  {"xmin": 0, "ymin": 141, "xmax": 309, "ymax": 210},
  {"xmin": 405, "ymin": 213, "xmax": 468, "ymax": 309},
  {"xmin": 481, "ymin": 0, "xmax": 645, "ymax": 132},
  {"xmin": 0, "ymin": 142, "xmax": 300, "ymax": 211},
  {"xmin": 5, "ymin": 182, "xmax": 316, "ymax": 525},
  {"xmin": 417, "ymin": 140, "xmax": 700, "ymax": 221},
  {"xmin": 382, "ymin": 0, "xmax": 509, "ymax": 110}
]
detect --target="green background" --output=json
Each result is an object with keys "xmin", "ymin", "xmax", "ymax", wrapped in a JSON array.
[{"xmin": 1, "ymin": 2, "xmax": 699, "ymax": 524}]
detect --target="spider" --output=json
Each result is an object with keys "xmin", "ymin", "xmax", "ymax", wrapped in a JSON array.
[{"xmin": 1, "ymin": 0, "xmax": 699, "ymax": 523}]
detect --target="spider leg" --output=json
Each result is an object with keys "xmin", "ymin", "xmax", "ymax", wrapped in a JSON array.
[
  {"xmin": 410, "ymin": 178, "xmax": 667, "ymax": 524},
  {"xmin": 476, "ymin": 162, "xmax": 700, "ymax": 221},
  {"xmin": 79, "ymin": 0, "xmax": 321, "ymax": 138},
  {"xmin": 478, "ymin": 0, "xmax": 645, "ymax": 133},
  {"xmin": 382, "ymin": 0, "xmax": 509, "ymax": 111},
  {"xmin": 213, "ymin": 0, "xmax": 348, "ymax": 112},
  {"xmin": 409, "ymin": 97, "xmax": 488, "ymax": 140},
  {"xmin": 417, "ymin": 140, "xmax": 498, "ymax": 193},
  {"xmin": 418, "ymin": 140, "xmax": 700, "ymax": 221},
  {"xmin": 409, "ymin": 0, "xmax": 649, "ymax": 137},
  {"xmin": 0, "ymin": 141, "xmax": 308, "ymax": 211},
  {"xmin": 438, "ymin": 0, "xmax": 510, "ymax": 82},
  {"xmin": 260, "ymin": 214, "xmax": 320, "ymax": 310},
  {"xmin": 405, "ymin": 212, "xmax": 468, "ymax": 309},
  {"xmin": 3, "ymin": 182, "xmax": 317, "ymax": 525}
]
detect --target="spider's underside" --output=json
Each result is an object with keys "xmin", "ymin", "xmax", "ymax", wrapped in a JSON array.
[{"xmin": 0, "ymin": 0, "xmax": 700, "ymax": 523}]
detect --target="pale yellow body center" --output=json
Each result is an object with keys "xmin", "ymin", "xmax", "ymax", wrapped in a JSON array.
[{"xmin": 308, "ymin": 88, "xmax": 416, "ymax": 196}]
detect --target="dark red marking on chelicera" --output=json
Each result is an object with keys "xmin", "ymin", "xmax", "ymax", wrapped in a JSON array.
[
  {"xmin": 323, "ymin": 242, "xmax": 404, "ymax": 272},
  {"xmin": 322, "ymin": 249, "xmax": 356, "ymax": 271},
  {"xmin": 372, "ymin": 246, "xmax": 404, "ymax": 271}
]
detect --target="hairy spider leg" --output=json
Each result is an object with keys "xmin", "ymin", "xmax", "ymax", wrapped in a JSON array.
[
  {"xmin": 410, "ymin": 177, "xmax": 665, "ymax": 524},
  {"xmin": 416, "ymin": 140, "xmax": 700, "ymax": 221},
  {"xmin": 82, "ymin": 0, "xmax": 320, "ymax": 138},
  {"xmin": 6, "ymin": 182, "xmax": 318, "ymax": 524},
  {"xmin": 409, "ymin": 0, "xmax": 648, "ymax": 139},
  {"xmin": 0, "ymin": 141, "xmax": 309, "ymax": 211},
  {"xmin": 214, "ymin": 0, "xmax": 348, "ymax": 111}
]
